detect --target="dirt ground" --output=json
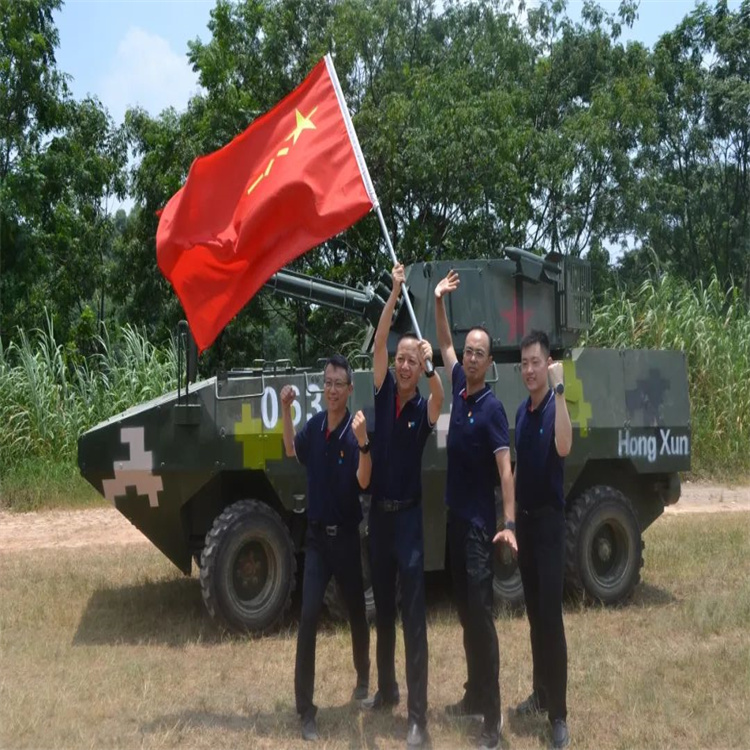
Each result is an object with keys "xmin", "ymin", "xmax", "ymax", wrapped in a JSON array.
[{"xmin": 0, "ymin": 482, "xmax": 748, "ymax": 553}]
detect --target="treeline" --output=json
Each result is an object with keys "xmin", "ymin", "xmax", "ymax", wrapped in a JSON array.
[{"xmin": 2, "ymin": 0, "xmax": 750, "ymax": 370}]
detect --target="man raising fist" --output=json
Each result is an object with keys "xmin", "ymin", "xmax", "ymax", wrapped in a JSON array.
[{"xmin": 498, "ymin": 330, "xmax": 572, "ymax": 749}]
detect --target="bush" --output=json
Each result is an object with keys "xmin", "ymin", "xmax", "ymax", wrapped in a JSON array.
[{"xmin": 0, "ymin": 314, "xmax": 177, "ymax": 479}]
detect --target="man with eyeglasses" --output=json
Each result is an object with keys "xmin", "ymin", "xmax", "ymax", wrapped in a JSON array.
[
  {"xmin": 362, "ymin": 263, "xmax": 444, "ymax": 748},
  {"xmin": 434, "ymin": 269, "xmax": 517, "ymax": 750},
  {"xmin": 281, "ymin": 354, "xmax": 371, "ymax": 742}
]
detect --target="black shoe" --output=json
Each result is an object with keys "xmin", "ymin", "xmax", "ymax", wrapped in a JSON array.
[
  {"xmin": 445, "ymin": 697, "xmax": 483, "ymax": 720},
  {"xmin": 515, "ymin": 692, "xmax": 545, "ymax": 717},
  {"xmin": 351, "ymin": 681, "xmax": 369, "ymax": 701},
  {"xmin": 551, "ymin": 719, "xmax": 570, "ymax": 749},
  {"xmin": 478, "ymin": 727, "xmax": 499, "ymax": 750},
  {"xmin": 406, "ymin": 719, "xmax": 426, "ymax": 747},
  {"xmin": 362, "ymin": 689, "xmax": 400, "ymax": 710},
  {"xmin": 301, "ymin": 716, "xmax": 319, "ymax": 742}
]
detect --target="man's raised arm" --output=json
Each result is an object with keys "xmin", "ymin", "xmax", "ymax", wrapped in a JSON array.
[
  {"xmin": 434, "ymin": 270, "xmax": 460, "ymax": 386},
  {"xmin": 373, "ymin": 263, "xmax": 405, "ymax": 391}
]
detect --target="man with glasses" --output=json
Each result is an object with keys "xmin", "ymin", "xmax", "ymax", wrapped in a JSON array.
[
  {"xmin": 434, "ymin": 269, "xmax": 517, "ymax": 750},
  {"xmin": 281, "ymin": 354, "xmax": 371, "ymax": 742},
  {"xmin": 362, "ymin": 263, "xmax": 444, "ymax": 748}
]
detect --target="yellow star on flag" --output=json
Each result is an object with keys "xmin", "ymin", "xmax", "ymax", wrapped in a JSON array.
[{"xmin": 286, "ymin": 107, "xmax": 318, "ymax": 145}]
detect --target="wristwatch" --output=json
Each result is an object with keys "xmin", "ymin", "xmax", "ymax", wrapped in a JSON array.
[
  {"xmin": 359, "ymin": 441, "xmax": 371, "ymax": 454},
  {"xmin": 504, "ymin": 520, "xmax": 516, "ymax": 533},
  {"xmin": 554, "ymin": 382, "xmax": 565, "ymax": 396}
]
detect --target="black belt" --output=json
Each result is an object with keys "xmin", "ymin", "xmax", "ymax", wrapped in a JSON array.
[
  {"xmin": 377, "ymin": 498, "xmax": 420, "ymax": 512},
  {"xmin": 308, "ymin": 521, "xmax": 357, "ymax": 537},
  {"xmin": 518, "ymin": 504, "xmax": 563, "ymax": 519}
]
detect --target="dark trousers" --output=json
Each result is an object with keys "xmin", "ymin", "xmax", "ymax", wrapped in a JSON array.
[
  {"xmin": 295, "ymin": 525, "xmax": 370, "ymax": 721},
  {"xmin": 516, "ymin": 507, "xmax": 568, "ymax": 722},
  {"xmin": 447, "ymin": 510, "xmax": 501, "ymax": 730},
  {"xmin": 369, "ymin": 503, "xmax": 428, "ymax": 727}
]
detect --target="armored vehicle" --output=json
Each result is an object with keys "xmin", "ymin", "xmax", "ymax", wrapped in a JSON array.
[{"xmin": 78, "ymin": 249, "xmax": 691, "ymax": 632}]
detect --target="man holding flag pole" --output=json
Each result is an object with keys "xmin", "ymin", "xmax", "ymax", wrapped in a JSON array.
[{"xmin": 361, "ymin": 261, "xmax": 444, "ymax": 748}]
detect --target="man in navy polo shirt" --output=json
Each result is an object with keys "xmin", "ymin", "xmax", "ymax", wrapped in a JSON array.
[
  {"xmin": 498, "ymin": 330, "xmax": 572, "ymax": 749},
  {"xmin": 434, "ymin": 269, "xmax": 517, "ymax": 750},
  {"xmin": 362, "ymin": 263, "xmax": 444, "ymax": 748},
  {"xmin": 281, "ymin": 354, "xmax": 372, "ymax": 742}
]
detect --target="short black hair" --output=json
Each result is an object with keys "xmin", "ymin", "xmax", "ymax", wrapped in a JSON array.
[
  {"xmin": 467, "ymin": 325, "xmax": 492, "ymax": 350},
  {"xmin": 324, "ymin": 353, "xmax": 353, "ymax": 384},
  {"xmin": 520, "ymin": 330, "xmax": 550, "ymax": 357}
]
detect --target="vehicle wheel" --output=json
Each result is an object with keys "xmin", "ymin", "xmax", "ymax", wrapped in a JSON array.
[
  {"xmin": 200, "ymin": 500, "xmax": 296, "ymax": 633},
  {"xmin": 565, "ymin": 485, "xmax": 643, "ymax": 604},
  {"xmin": 323, "ymin": 532, "xmax": 376, "ymax": 623},
  {"xmin": 493, "ymin": 542, "xmax": 525, "ymax": 610}
]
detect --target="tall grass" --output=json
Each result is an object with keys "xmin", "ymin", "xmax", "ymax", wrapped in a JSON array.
[
  {"xmin": 586, "ymin": 273, "xmax": 750, "ymax": 477},
  {"xmin": 0, "ymin": 314, "xmax": 178, "ymax": 482}
]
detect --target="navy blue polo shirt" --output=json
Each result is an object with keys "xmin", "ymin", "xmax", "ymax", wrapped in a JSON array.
[
  {"xmin": 445, "ymin": 362, "xmax": 510, "ymax": 532},
  {"xmin": 294, "ymin": 410, "xmax": 363, "ymax": 527},
  {"xmin": 515, "ymin": 389, "xmax": 565, "ymax": 511},
  {"xmin": 371, "ymin": 370, "xmax": 433, "ymax": 503}
]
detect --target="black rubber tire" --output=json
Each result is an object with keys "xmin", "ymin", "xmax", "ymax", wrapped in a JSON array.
[
  {"xmin": 493, "ymin": 542, "xmax": 525, "ymax": 611},
  {"xmin": 323, "ymin": 532, "xmax": 376, "ymax": 623},
  {"xmin": 200, "ymin": 500, "xmax": 296, "ymax": 633},
  {"xmin": 565, "ymin": 485, "xmax": 644, "ymax": 605}
]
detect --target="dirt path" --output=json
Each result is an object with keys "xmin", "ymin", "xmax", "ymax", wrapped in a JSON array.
[{"xmin": 1, "ymin": 483, "xmax": 749, "ymax": 553}]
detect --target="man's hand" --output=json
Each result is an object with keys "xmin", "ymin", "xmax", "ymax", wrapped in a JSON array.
[
  {"xmin": 417, "ymin": 339, "xmax": 433, "ymax": 372},
  {"xmin": 352, "ymin": 410, "xmax": 368, "ymax": 447},
  {"xmin": 435, "ymin": 270, "xmax": 460, "ymax": 299},
  {"xmin": 492, "ymin": 528, "xmax": 518, "ymax": 555},
  {"xmin": 548, "ymin": 361, "xmax": 564, "ymax": 388},
  {"xmin": 392, "ymin": 263, "xmax": 405, "ymax": 296},
  {"xmin": 280, "ymin": 385, "xmax": 295, "ymax": 411}
]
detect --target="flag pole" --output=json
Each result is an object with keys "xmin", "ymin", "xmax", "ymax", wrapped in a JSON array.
[{"xmin": 324, "ymin": 53, "xmax": 434, "ymax": 374}]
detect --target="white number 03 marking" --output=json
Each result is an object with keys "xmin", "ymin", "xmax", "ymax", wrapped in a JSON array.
[{"xmin": 261, "ymin": 385, "xmax": 323, "ymax": 430}]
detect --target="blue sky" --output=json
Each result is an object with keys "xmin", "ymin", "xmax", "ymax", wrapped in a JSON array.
[{"xmin": 54, "ymin": 0, "xmax": 739, "ymax": 126}]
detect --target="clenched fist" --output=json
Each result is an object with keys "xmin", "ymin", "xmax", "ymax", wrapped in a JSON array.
[
  {"xmin": 548, "ymin": 361, "xmax": 564, "ymax": 388},
  {"xmin": 280, "ymin": 385, "xmax": 296, "ymax": 409},
  {"xmin": 391, "ymin": 263, "xmax": 405, "ymax": 295},
  {"xmin": 352, "ymin": 410, "xmax": 368, "ymax": 447},
  {"xmin": 418, "ymin": 340, "xmax": 433, "ymax": 371}
]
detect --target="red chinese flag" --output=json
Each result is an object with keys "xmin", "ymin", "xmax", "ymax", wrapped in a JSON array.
[{"xmin": 156, "ymin": 55, "xmax": 377, "ymax": 352}]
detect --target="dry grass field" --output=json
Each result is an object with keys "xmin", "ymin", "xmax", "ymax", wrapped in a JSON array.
[{"xmin": 1, "ymin": 511, "xmax": 749, "ymax": 750}]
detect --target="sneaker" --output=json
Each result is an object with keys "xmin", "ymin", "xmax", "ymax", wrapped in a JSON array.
[
  {"xmin": 551, "ymin": 719, "xmax": 570, "ymax": 749},
  {"xmin": 445, "ymin": 697, "xmax": 483, "ymax": 720},
  {"xmin": 406, "ymin": 718, "xmax": 426, "ymax": 747},
  {"xmin": 301, "ymin": 716, "xmax": 319, "ymax": 742},
  {"xmin": 361, "ymin": 689, "xmax": 400, "ymax": 710},
  {"xmin": 478, "ymin": 727, "xmax": 499, "ymax": 750},
  {"xmin": 351, "ymin": 681, "xmax": 369, "ymax": 701},
  {"xmin": 515, "ymin": 692, "xmax": 545, "ymax": 717}
]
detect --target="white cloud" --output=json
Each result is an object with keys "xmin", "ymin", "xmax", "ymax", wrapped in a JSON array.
[{"xmin": 100, "ymin": 26, "xmax": 201, "ymax": 124}]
